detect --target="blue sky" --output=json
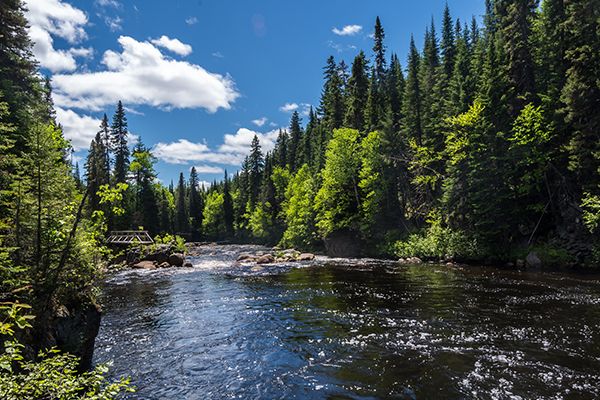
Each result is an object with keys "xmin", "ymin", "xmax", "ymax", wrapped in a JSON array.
[{"xmin": 25, "ymin": 0, "xmax": 485, "ymax": 186}]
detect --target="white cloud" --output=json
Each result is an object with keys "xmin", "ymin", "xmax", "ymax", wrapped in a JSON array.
[
  {"xmin": 186, "ymin": 16, "xmax": 198, "ymax": 25},
  {"xmin": 52, "ymin": 36, "xmax": 239, "ymax": 112},
  {"xmin": 151, "ymin": 35, "xmax": 192, "ymax": 56},
  {"xmin": 219, "ymin": 128, "xmax": 278, "ymax": 154},
  {"xmin": 191, "ymin": 165, "xmax": 224, "ymax": 174},
  {"xmin": 212, "ymin": 51, "xmax": 224, "ymax": 58},
  {"xmin": 95, "ymin": 0, "xmax": 120, "ymax": 8},
  {"xmin": 55, "ymin": 106, "xmax": 100, "ymax": 151},
  {"xmin": 153, "ymin": 128, "xmax": 280, "ymax": 166},
  {"xmin": 104, "ymin": 15, "xmax": 123, "ymax": 31},
  {"xmin": 198, "ymin": 180, "xmax": 211, "ymax": 189},
  {"xmin": 24, "ymin": 0, "xmax": 90, "ymax": 72},
  {"xmin": 252, "ymin": 117, "xmax": 267, "ymax": 127},
  {"xmin": 279, "ymin": 102, "xmax": 298, "ymax": 112},
  {"xmin": 332, "ymin": 24, "xmax": 362, "ymax": 36}
]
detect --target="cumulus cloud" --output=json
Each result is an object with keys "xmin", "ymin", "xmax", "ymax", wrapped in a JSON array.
[
  {"xmin": 279, "ymin": 102, "xmax": 298, "ymax": 112},
  {"xmin": 104, "ymin": 15, "xmax": 123, "ymax": 31},
  {"xmin": 191, "ymin": 165, "xmax": 224, "ymax": 174},
  {"xmin": 151, "ymin": 35, "xmax": 192, "ymax": 56},
  {"xmin": 24, "ymin": 0, "xmax": 90, "ymax": 72},
  {"xmin": 55, "ymin": 106, "xmax": 100, "ymax": 151},
  {"xmin": 52, "ymin": 36, "xmax": 239, "ymax": 112},
  {"xmin": 153, "ymin": 128, "xmax": 280, "ymax": 166},
  {"xmin": 332, "ymin": 24, "xmax": 362, "ymax": 36},
  {"xmin": 252, "ymin": 117, "xmax": 267, "ymax": 127}
]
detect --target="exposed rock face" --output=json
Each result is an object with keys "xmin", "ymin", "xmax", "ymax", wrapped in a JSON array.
[
  {"xmin": 324, "ymin": 230, "xmax": 362, "ymax": 258},
  {"xmin": 34, "ymin": 301, "xmax": 101, "ymax": 371}
]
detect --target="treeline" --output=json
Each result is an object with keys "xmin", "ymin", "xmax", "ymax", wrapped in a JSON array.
[{"xmin": 182, "ymin": 0, "xmax": 599, "ymax": 264}]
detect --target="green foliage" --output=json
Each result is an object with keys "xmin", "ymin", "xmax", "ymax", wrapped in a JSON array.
[
  {"xmin": 281, "ymin": 164, "xmax": 318, "ymax": 248},
  {"xmin": 0, "ymin": 303, "xmax": 133, "ymax": 400},
  {"xmin": 247, "ymin": 202, "xmax": 273, "ymax": 242},
  {"xmin": 315, "ymin": 128, "xmax": 362, "ymax": 236},
  {"xmin": 581, "ymin": 193, "xmax": 600, "ymax": 234},
  {"xmin": 202, "ymin": 191, "xmax": 226, "ymax": 239},
  {"xmin": 358, "ymin": 131, "xmax": 387, "ymax": 237},
  {"xmin": 394, "ymin": 220, "xmax": 483, "ymax": 261},
  {"xmin": 152, "ymin": 233, "xmax": 186, "ymax": 253}
]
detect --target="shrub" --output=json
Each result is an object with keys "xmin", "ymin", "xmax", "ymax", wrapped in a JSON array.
[{"xmin": 0, "ymin": 303, "xmax": 133, "ymax": 400}]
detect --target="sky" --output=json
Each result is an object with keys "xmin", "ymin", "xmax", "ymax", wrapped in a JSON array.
[{"xmin": 24, "ymin": 0, "xmax": 485, "ymax": 187}]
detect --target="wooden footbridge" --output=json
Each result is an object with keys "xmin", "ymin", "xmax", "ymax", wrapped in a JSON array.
[{"xmin": 107, "ymin": 230, "xmax": 154, "ymax": 245}]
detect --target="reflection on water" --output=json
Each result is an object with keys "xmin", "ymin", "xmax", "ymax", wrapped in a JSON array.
[{"xmin": 94, "ymin": 245, "xmax": 600, "ymax": 399}]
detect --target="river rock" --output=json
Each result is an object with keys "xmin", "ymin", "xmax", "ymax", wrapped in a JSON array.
[
  {"xmin": 298, "ymin": 253, "xmax": 315, "ymax": 261},
  {"xmin": 256, "ymin": 254, "xmax": 275, "ymax": 264},
  {"xmin": 237, "ymin": 253, "xmax": 255, "ymax": 262},
  {"xmin": 168, "ymin": 253, "xmax": 185, "ymax": 267},
  {"xmin": 516, "ymin": 259, "xmax": 525, "ymax": 268},
  {"xmin": 406, "ymin": 257, "xmax": 423, "ymax": 265},
  {"xmin": 526, "ymin": 252, "xmax": 542, "ymax": 268},
  {"xmin": 132, "ymin": 260, "xmax": 156, "ymax": 269},
  {"xmin": 158, "ymin": 262, "xmax": 170, "ymax": 268},
  {"xmin": 183, "ymin": 261, "xmax": 193, "ymax": 268}
]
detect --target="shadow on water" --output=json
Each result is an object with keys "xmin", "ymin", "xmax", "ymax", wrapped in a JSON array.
[{"xmin": 94, "ymin": 245, "xmax": 600, "ymax": 399}]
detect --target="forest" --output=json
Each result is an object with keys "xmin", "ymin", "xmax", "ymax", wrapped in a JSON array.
[
  {"xmin": 84, "ymin": 0, "xmax": 600, "ymax": 265},
  {"xmin": 0, "ymin": 0, "xmax": 599, "ymax": 397}
]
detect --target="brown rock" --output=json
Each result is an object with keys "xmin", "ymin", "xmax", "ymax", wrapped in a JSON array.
[
  {"xmin": 183, "ymin": 261, "xmax": 193, "ymax": 268},
  {"xmin": 158, "ymin": 262, "xmax": 170, "ymax": 268},
  {"xmin": 256, "ymin": 254, "xmax": 275, "ymax": 264},
  {"xmin": 298, "ymin": 253, "xmax": 315, "ymax": 261},
  {"xmin": 132, "ymin": 261, "xmax": 156, "ymax": 270},
  {"xmin": 237, "ymin": 253, "xmax": 254, "ymax": 261},
  {"xmin": 168, "ymin": 253, "xmax": 185, "ymax": 266}
]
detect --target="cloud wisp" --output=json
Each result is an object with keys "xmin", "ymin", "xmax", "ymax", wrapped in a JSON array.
[{"xmin": 151, "ymin": 35, "xmax": 192, "ymax": 56}]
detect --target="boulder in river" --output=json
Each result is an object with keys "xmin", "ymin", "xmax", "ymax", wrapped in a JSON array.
[
  {"xmin": 256, "ymin": 254, "xmax": 275, "ymax": 264},
  {"xmin": 183, "ymin": 261, "xmax": 193, "ymax": 268},
  {"xmin": 132, "ymin": 260, "xmax": 156, "ymax": 269},
  {"xmin": 526, "ymin": 252, "xmax": 542, "ymax": 268},
  {"xmin": 298, "ymin": 253, "xmax": 315, "ymax": 261},
  {"xmin": 168, "ymin": 253, "xmax": 185, "ymax": 267}
]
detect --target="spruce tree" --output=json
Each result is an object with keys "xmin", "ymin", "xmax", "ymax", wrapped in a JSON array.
[
  {"xmin": 320, "ymin": 56, "xmax": 344, "ymax": 131},
  {"xmin": 175, "ymin": 172, "xmax": 188, "ymax": 233},
  {"xmin": 223, "ymin": 170, "xmax": 234, "ymax": 237},
  {"xmin": 344, "ymin": 51, "xmax": 369, "ymax": 131},
  {"xmin": 441, "ymin": 4, "xmax": 457, "ymax": 78},
  {"xmin": 402, "ymin": 36, "xmax": 423, "ymax": 146},
  {"xmin": 287, "ymin": 111, "xmax": 302, "ymax": 171},
  {"xmin": 247, "ymin": 135, "xmax": 264, "ymax": 207},
  {"xmin": 111, "ymin": 101, "xmax": 129, "ymax": 184},
  {"xmin": 561, "ymin": 0, "xmax": 600, "ymax": 192},
  {"xmin": 188, "ymin": 167, "xmax": 203, "ymax": 240}
]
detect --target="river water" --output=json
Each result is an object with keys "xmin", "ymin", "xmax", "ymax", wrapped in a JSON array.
[{"xmin": 94, "ymin": 245, "xmax": 600, "ymax": 399}]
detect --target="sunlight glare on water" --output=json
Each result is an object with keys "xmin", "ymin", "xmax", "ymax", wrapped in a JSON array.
[{"xmin": 94, "ymin": 245, "xmax": 600, "ymax": 399}]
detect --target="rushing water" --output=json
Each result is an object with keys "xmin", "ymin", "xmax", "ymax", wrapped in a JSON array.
[{"xmin": 94, "ymin": 245, "xmax": 600, "ymax": 399}]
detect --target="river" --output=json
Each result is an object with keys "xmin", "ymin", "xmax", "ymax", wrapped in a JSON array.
[{"xmin": 93, "ymin": 244, "xmax": 600, "ymax": 399}]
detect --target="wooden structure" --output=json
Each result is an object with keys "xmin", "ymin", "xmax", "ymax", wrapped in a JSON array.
[{"xmin": 107, "ymin": 230, "xmax": 154, "ymax": 245}]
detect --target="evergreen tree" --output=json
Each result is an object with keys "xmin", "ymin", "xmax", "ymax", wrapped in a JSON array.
[
  {"xmin": 402, "ymin": 36, "xmax": 423, "ymax": 146},
  {"xmin": 561, "ymin": 0, "xmax": 600, "ymax": 192},
  {"xmin": 188, "ymin": 167, "xmax": 203, "ymax": 240},
  {"xmin": 344, "ymin": 51, "xmax": 370, "ymax": 131},
  {"xmin": 320, "ymin": 56, "xmax": 344, "ymax": 131},
  {"xmin": 441, "ymin": 3, "xmax": 457, "ymax": 78},
  {"xmin": 365, "ymin": 17, "xmax": 388, "ymax": 132},
  {"xmin": 223, "ymin": 170, "xmax": 234, "ymax": 237},
  {"xmin": 111, "ymin": 101, "xmax": 129, "ymax": 184},
  {"xmin": 287, "ymin": 111, "xmax": 303, "ymax": 170},
  {"xmin": 175, "ymin": 172, "xmax": 188, "ymax": 233},
  {"xmin": 247, "ymin": 135, "xmax": 264, "ymax": 207}
]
